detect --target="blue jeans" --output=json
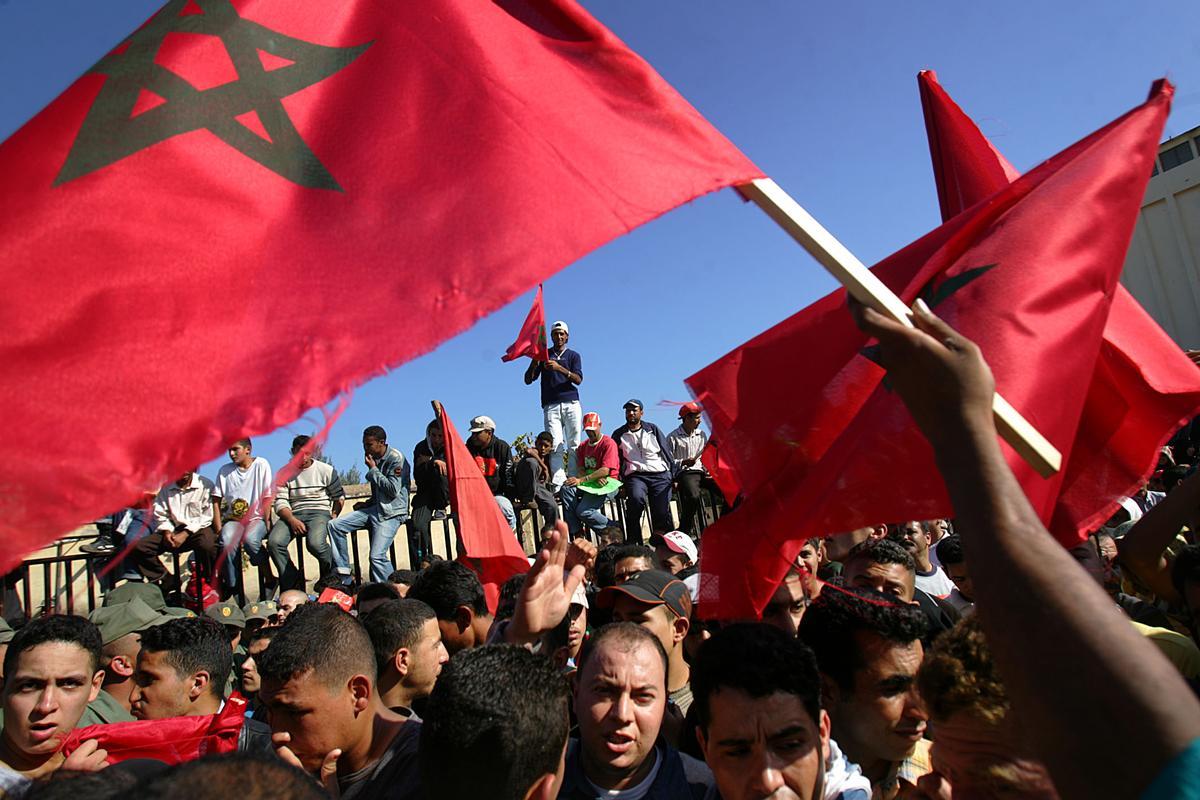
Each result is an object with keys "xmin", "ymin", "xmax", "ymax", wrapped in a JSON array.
[
  {"xmin": 328, "ymin": 507, "xmax": 404, "ymax": 583},
  {"xmin": 218, "ymin": 518, "xmax": 267, "ymax": 589},
  {"xmin": 494, "ymin": 495, "xmax": 517, "ymax": 532},
  {"xmin": 561, "ymin": 484, "xmax": 614, "ymax": 536}
]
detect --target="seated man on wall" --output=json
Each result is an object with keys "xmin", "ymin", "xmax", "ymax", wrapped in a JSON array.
[
  {"xmin": 328, "ymin": 426, "xmax": 410, "ymax": 584},
  {"xmin": 268, "ymin": 435, "xmax": 345, "ymax": 592}
]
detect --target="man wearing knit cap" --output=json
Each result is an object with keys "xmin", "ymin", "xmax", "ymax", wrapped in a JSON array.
[{"xmin": 523, "ymin": 319, "xmax": 583, "ymax": 490}]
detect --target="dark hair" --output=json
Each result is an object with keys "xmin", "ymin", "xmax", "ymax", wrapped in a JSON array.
[
  {"xmin": 408, "ymin": 561, "xmax": 488, "ymax": 619},
  {"xmin": 134, "ymin": 752, "xmax": 326, "ymax": 800},
  {"xmin": 258, "ymin": 604, "xmax": 376, "ymax": 687},
  {"xmin": 844, "ymin": 538, "xmax": 916, "ymax": 575},
  {"xmin": 593, "ymin": 545, "xmax": 622, "ymax": 589},
  {"xmin": 388, "ymin": 569, "xmax": 417, "ymax": 586},
  {"xmin": 420, "ymin": 645, "xmax": 568, "ymax": 800},
  {"xmin": 362, "ymin": 599, "xmax": 437, "ymax": 675},
  {"xmin": 139, "ymin": 618, "xmax": 230, "ymax": 695},
  {"xmin": 4, "ymin": 615, "xmax": 102, "ymax": 684},
  {"xmin": 935, "ymin": 535, "xmax": 965, "ymax": 567},
  {"xmin": 290, "ymin": 435, "xmax": 311, "ymax": 451},
  {"xmin": 535, "ymin": 431, "xmax": 554, "ymax": 444},
  {"xmin": 1163, "ymin": 466, "xmax": 1189, "ymax": 493},
  {"xmin": 692, "ymin": 623, "xmax": 822, "ymax": 730},
  {"xmin": 798, "ymin": 586, "xmax": 927, "ymax": 690},
  {"xmin": 356, "ymin": 582, "xmax": 400, "ymax": 608},
  {"xmin": 139, "ymin": 618, "xmax": 231, "ymax": 700},
  {"xmin": 578, "ymin": 622, "xmax": 667, "ymax": 678},
  {"xmin": 313, "ymin": 572, "xmax": 358, "ymax": 595},
  {"xmin": 613, "ymin": 544, "xmax": 655, "ymax": 567},
  {"xmin": 496, "ymin": 574, "xmax": 527, "ymax": 622},
  {"xmin": 232, "ymin": 438, "xmax": 252, "ymax": 449},
  {"xmin": 245, "ymin": 626, "xmax": 280, "ymax": 649},
  {"xmin": 22, "ymin": 767, "xmax": 138, "ymax": 800},
  {"xmin": 1171, "ymin": 544, "xmax": 1200, "ymax": 596},
  {"xmin": 363, "ymin": 425, "xmax": 387, "ymax": 442}
]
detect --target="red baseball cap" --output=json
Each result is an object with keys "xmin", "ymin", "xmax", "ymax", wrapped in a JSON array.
[
  {"xmin": 583, "ymin": 412, "xmax": 601, "ymax": 431},
  {"xmin": 678, "ymin": 401, "xmax": 702, "ymax": 418}
]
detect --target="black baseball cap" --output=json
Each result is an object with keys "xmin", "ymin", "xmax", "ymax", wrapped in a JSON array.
[{"xmin": 596, "ymin": 569, "xmax": 690, "ymax": 619}]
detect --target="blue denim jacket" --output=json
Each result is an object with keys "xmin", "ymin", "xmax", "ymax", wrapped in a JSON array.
[{"xmin": 366, "ymin": 447, "xmax": 410, "ymax": 520}]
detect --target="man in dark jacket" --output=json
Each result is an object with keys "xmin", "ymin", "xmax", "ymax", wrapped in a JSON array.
[
  {"xmin": 466, "ymin": 415, "xmax": 517, "ymax": 532},
  {"xmin": 515, "ymin": 431, "xmax": 560, "ymax": 531},
  {"xmin": 559, "ymin": 622, "xmax": 715, "ymax": 799},
  {"xmin": 410, "ymin": 419, "xmax": 450, "ymax": 566},
  {"xmin": 610, "ymin": 400, "xmax": 678, "ymax": 545}
]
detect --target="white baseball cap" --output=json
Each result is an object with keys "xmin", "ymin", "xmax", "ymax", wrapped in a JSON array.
[
  {"xmin": 551, "ymin": 320, "xmax": 569, "ymax": 334},
  {"xmin": 468, "ymin": 415, "xmax": 496, "ymax": 434},
  {"xmin": 657, "ymin": 531, "xmax": 698, "ymax": 564}
]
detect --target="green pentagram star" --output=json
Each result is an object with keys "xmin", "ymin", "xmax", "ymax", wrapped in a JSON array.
[{"xmin": 56, "ymin": 0, "xmax": 371, "ymax": 191}]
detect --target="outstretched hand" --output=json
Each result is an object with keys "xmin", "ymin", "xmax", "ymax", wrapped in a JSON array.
[
  {"xmin": 508, "ymin": 521, "xmax": 586, "ymax": 646},
  {"xmin": 850, "ymin": 297, "xmax": 996, "ymax": 444}
]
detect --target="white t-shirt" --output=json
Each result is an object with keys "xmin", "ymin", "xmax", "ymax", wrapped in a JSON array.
[
  {"xmin": 584, "ymin": 749, "xmax": 661, "ymax": 799},
  {"xmin": 214, "ymin": 457, "xmax": 273, "ymax": 524},
  {"xmin": 914, "ymin": 565, "xmax": 956, "ymax": 599}
]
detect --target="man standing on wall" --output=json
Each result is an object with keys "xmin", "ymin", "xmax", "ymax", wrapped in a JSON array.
[{"xmin": 524, "ymin": 320, "xmax": 583, "ymax": 491}]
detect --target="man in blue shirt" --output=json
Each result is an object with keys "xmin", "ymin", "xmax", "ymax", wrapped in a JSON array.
[{"xmin": 524, "ymin": 320, "xmax": 583, "ymax": 491}]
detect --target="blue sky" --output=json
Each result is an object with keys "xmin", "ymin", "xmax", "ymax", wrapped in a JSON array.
[{"xmin": 1, "ymin": 1, "xmax": 1197, "ymax": 484}]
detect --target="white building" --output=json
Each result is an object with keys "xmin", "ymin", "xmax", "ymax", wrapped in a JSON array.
[{"xmin": 1121, "ymin": 125, "xmax": 1200, "ymax": 348}]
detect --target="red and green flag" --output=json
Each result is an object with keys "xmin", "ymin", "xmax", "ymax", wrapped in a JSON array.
[
  {"xmin": 501, "ymin": 284, "xmax": 550, "ymax": 363},
  {"xmin": 0, "ymin": 0, "xmax": 760, "ymax": 568}
]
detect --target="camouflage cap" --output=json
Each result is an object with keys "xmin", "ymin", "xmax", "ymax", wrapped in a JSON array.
[
  {"xmin": 205, "ymin": 600, "xmax": 246, "ymax": 629},
  {"xmin": 103, "ymin": 582, "xmax": 166, "ymax": 613},
  {"xmin": 0, "ymin": 618, "xmax": 13, "ymax": 645},
  {"xmin": 88, "ymin": 597, "xmax": 168, "ymax": 645}
]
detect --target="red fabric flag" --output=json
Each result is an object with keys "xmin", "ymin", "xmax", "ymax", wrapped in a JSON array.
[
  {"xmin": 700, "ymin": 438, "xmax": 740, "ymax": 507},
  {"xmin": 501, "ymin": 285, "xmax": 550, "ymax": 363},
  {"xmin": 919, "ymin": 70, "xmax": 1200, "ymax": 539},
  {"xmin": 436, "ymin": 402, "xmax": 529, "ymax": 613},
  {"xmin": 689, "ymin": 81, "xmax": 1173, "ymax": 618},
  {"xmin": 0, "ymin": 0, "xmax": 761, "ymax": 568},
  {"xmin": 61, "ymin": 693, "xmax": 246, "ymax": 764}
]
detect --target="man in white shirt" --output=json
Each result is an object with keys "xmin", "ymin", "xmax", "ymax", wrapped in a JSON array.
[
  {"xmin": 267, "ymin": 435, "xmax": 345, "ymax": 592},
  {"xmin": 132, "ymin": 471, "xmax": 220, "ymax": 586},
  {"xmin": 666, "ymin": 402, "xmax": 720, "ymax": 537},
  {"xmin": 889, "ymin": 522, "xmax": 956, "ymax": 599},
  {"xmin": 610, "ymin": 400, "xmax": 677, "ymax": 545},
  {"xmin": 214, "ymin": 438, "xmax": 273, "ymax": 598}
]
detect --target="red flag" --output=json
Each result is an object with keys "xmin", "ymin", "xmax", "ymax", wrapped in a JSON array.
[
  {"xmin": 690, "ymin": 81, "xmax": 1173, "ymax": 618},
  {"xmin": 0, "ymin": 0, "xmax": 760, "ymax": 568},
  {"xmin": 700, "ymin": 437, "xmax": 740, "ymax": 507},
  {"xmin": 436, "ymin": 402, "xmax": 528, "ymax": 613},
  {"xmin": 919, "ymin": 70, "xmax": 1200, "ymax": 540},
  {"xmin": 501, "ymin": 285, "xmax": 550, "ymax": 363},
  {"xmin": 61, "ymin": 693, "xmax": 246, "ymax": 765}
]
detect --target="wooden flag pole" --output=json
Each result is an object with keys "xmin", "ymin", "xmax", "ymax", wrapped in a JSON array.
[{"xmin": 738, "ymin": 177, "xmax": 1062, "ymax": 478}]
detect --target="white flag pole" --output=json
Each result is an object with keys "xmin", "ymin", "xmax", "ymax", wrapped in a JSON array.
[{"xmin": 738, "ymin": 177, "xmax": 1062, "ymax": 478}]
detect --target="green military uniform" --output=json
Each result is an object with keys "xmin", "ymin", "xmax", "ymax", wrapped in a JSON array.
[
  {"xmin": 77, "ymin": 689, "xmax": 135, "ymax": 726},
  {"xmin": 207, "ymin": 600, "xmax": 247, "ymax": 697},
  {"xmin": 103, "ymin": 581, "xmax": 166, "ymax": 612}
]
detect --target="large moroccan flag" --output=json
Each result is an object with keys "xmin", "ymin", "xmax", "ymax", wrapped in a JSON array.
[
  {"xmin": 919, "ymin": 70, "xmax": 1200, "ymax": 539},
  {"xmin": 436, "ymin": 402, "xmax": 529, "ymax": 613},
  {"xmin": 689, "ymin": 81, "xmax": 1171, "ymax": 618},
  {"xmin": 501, "ymin": 285, "xmax": 550, "ymax": 363},
  {"xmin": 0, "ymin": 0, "xmax": 760, "ymax": 566}
]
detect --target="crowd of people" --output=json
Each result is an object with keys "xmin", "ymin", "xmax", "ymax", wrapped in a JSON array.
[{"xmin": 2, "ymin": 311, "xmax": 1200, "ymax": 799}]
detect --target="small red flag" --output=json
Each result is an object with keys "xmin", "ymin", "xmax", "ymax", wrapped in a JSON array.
[
  {"xmin": 501, "ymin": 285, "xmax": 550, "ymax": 363},
  {"xmin": 919, "ymin": 70, "xmax": 1200, "ymax": 540},
  {"xmin": 0, "ymin": 0, "xmax": 761, "ymax": 569},
  {"xmin": 436, "ymin": 402, "xmax": 528, "ymax": 613},
  {"xmin": 690, "ymin": 81, "xmax": 1173, "ymax": 618},
  {"xmin": 61, "ymin": 693, "xmax": 246, "ymax": 765}
]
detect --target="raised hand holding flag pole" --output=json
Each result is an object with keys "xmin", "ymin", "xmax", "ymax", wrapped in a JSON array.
[{"xmin": 501, "ymin": 284, "xmax": 550, "ymax": 363}]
